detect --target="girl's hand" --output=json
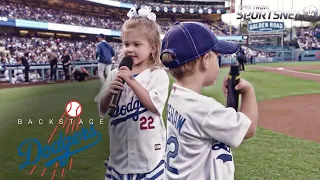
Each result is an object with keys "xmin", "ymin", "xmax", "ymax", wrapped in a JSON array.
[
  {"xmin": 117, "ymin": 66, "xmax": 134, "ymax": 85},
  {"xmin": 107, "ymin": 77, "xmax": 124, "ymax": 94}
]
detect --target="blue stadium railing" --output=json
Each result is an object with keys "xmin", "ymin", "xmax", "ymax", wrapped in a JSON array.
[{"xmin": 0, "ymin": 62, "xmax": 99, "ymax": 84}]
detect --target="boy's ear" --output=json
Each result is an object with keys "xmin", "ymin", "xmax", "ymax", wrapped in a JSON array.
[{"xmin": 202, "ymin": 52, "xmax": 210, "ymax": 70}]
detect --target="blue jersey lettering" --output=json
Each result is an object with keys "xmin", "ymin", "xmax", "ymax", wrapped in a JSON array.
[
  {"xmin": 167, "ymin": 104, "xmax": 186, "ymax": 133},
  {"xmin": 110, "ymin": 96, "xmax": 148, "ymax": 126}
]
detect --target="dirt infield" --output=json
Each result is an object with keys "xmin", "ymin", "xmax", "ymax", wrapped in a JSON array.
[
  {"xmin": 256, "ymin": 65, "xmax": 320, "ymax": 143},
  {"xmin": 258, "ymin": 94, "xmax": 320, "ymax": 143},
  {"xmin": 254, "ymin": 65, "xmax": 320, "ymax": 82}
]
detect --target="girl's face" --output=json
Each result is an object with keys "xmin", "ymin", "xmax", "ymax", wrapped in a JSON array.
[{"xmin": 122, "ymin": 28, "xmax": 153, "ymax": 69}]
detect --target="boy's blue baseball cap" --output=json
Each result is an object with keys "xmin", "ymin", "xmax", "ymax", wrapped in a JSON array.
[
  {"xmin": 96, "ymin": 33, "xmax": 105, "ymax": 38},
  {"xmin": 160, "ymin": 21, "xmax": 240, "ymax": 68}
]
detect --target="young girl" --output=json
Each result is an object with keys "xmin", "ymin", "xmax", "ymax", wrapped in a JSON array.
[{"xmin": 94, "ymin": 6, "xmax": 170, "ymax": 180}]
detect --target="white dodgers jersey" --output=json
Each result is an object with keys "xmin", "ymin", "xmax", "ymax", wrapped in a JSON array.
[
  {"xmin": 164, "ymin": 83, "xmax": 251, "ymax": 180},
  {"xmin": 94, "ymin": 67, "xmax": 170, "ymax": 174}
]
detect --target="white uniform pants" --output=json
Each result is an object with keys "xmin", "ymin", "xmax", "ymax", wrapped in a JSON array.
[{"xmin": 98, "ymin": 63, "xmax": 112, "ymax": 85}]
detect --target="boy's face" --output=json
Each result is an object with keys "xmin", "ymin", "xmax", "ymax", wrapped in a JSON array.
[
  {"xmin": 122, "ymin": 29, "xmax": 153, "ymax": 68},
  {"xmin": 202, "ymin": 51, "xmax": 219, "ymax": 86}
]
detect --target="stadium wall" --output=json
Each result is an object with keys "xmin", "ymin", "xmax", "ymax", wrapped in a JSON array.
[{"xmin": 300, "ymin": 50, "xmax": 320, "ymax": 61}]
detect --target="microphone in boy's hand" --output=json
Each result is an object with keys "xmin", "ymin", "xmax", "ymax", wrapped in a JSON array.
[
  {"xmin": 107, "ymin": 56, "xmax": 133, "ymax": 116},
  {"xmin": 226, "ymin": 63, "xmax": 240, "ymax": 111}
]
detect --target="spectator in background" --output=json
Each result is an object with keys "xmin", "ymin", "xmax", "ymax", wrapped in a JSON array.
[
  {"xmin": 71, "ymin": 64, "xmax": 89, "ymax": 82},
  {"xmin": 236, "ymin": 46, "xmax": 246, "ymax": 71},
  {"xmin": 49, "ymin": 52, "xmax": 58, "ymax": 82},
  {"xmin": 2, "ymin": 65, "xmax": 14, "ymax": 83},
  {"xmin": 298, "ymin": 53, "xmax": 302, "ymax": 62},
  {"xmin": 62, "ymin": 50, "xmax": 71, "ymax": 80},
  {"xmin": 250, "ymin": 55, "xmax": 255, "ymax": 64},
  {"xmin": 96, "ymin": 33, "xmax": 115, "ymax": 86},
  {"xmin": 17, "ymin": 52, "xmax": 30, "ymax": 83}
]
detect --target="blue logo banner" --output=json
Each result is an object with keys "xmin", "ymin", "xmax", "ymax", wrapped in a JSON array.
[{"xmin": 0, "ymin": 18, "xmax": 16, "ymax": 27}]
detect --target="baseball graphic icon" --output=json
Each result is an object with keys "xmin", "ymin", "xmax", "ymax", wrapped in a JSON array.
[{"xmin": 65, "ymin": 100, "xmax": 82, "ymax": 117}]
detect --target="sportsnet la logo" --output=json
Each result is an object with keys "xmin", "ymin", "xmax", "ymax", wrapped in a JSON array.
[
  {"xmin": 236, "ymin": 5, "xmax": 298, "ymax": 20},
  {"xmin": 236, "ymin": 5, "xmax": 319, "ymax": 21}
]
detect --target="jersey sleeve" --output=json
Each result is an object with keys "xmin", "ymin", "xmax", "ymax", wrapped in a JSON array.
[
  {"xmin": 148, "ymin": 68, "xmax": 170, "ymax": 115},
  {"xmin": 200, "ymin": 100, "xmax": 251, "ymax": 148},
  {"xmin": 94, "ymin": 69, "xmax": 118, "ymax": 118}
]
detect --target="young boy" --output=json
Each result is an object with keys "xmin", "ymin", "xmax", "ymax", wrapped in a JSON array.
[{"xmin": 160, "ymin": 22, "xmax": 258, "ymax": 180}]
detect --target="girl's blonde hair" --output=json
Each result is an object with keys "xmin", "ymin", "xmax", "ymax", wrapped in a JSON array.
[{"xmin": 121, "ymin": 17, "xmax": 163, "ymax": 70}]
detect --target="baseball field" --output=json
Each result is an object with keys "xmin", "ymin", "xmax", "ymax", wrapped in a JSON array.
[{"xmin": 0, "ymin": 61, "xmax": 320, "ymax": 180}]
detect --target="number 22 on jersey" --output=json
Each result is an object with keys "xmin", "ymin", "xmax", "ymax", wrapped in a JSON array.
[
  {"xmin": 140, "ymin": 116, "xmax": 155, "ymax": 130},
  {"xmin": 165, "ymin": 136, "xmax": 179, "ymax": 174}
]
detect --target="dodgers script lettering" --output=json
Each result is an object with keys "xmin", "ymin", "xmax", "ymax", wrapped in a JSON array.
[
  {"xmin": 110, "ymin": 96, "xmax": 148, "ymax": 126},
  {"xmin": 18, "ymin": 124, "xmax": 102, "ymax": 170}
]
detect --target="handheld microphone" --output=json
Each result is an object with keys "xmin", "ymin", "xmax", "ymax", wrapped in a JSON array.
[
  {"xmin": 107, "ymin": 56, "xmax": 134, "ymax": 116},
  {"xmin": 226, "ymin": 63, "xmax": 240, "ymax": 111}
]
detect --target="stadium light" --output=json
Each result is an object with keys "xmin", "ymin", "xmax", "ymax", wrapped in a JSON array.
[{"xmin": 172, "ymin": 7, "xmax": 177, "ymax": 13}]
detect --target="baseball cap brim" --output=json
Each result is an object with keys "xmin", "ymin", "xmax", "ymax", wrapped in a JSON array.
[
  {"xmin": 212, "ymin": 40, "xmax": 240, "ymax": 54},
  {"xmin": 96, "ymin": 34, "xmax": 104, "ymax": 38}
]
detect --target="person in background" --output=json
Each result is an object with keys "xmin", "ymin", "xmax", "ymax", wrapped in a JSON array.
[
  {"xmin": 236, "ymin": 46, "xmax": 246, "ymax": 71},
  {"xmin": 96, "ymin": 33, "xmax": 115, "ymax": 86},
  {"xmin": 250, "ymin": 55, "xmax": 255, "ymax": 65},
  {"xmin": 71, "ymin": 64, "xmax": 89, "ymax": 82},
  {"xmin": 2, "ymin": 65, "xmax": 18, "ymax": 84},
  {"xmin": 49, "ymin": 52, "xmax": 58, "ymax": 83},
  {"xmin": 17, "ymin": 53, "xmax": 30, "ymax": 83},
  {"xmin": 298, "ymin": 54, "xmax": 302, "ymax": 62},
  {"xmin": 62, "ymin": 50, "xmax": 71, "ymax": 80}
]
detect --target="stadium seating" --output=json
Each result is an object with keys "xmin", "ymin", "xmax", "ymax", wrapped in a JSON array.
[
  {"xmin": 0, "ymin": 35, "xmax": 122, "ymax": 65},
  {"xmin": 0, "ymin": 0, "xmax": 241, "ymax": 67},
  {"xmin": 0, "ymin": 1, "xmax": 238, "ymax": 35},
  {"xmin": 296, "ymin": 26, "xmax": 320, "ymax": 50}
]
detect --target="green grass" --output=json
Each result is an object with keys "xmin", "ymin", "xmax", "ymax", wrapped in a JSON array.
[
  {"xmin": 252, "ymin": 61, "xmax": 320, "ymax": 67},
  {"xmin": 1, "ymin": 68, "xmax": 320, "ymax": 180},
  {"xmin": 300, "ymin": 69, "xmax": 320, "ymax": 74}
]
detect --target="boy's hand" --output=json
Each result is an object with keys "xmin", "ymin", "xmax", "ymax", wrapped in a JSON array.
[
  {"xmin": 117, "ymin": 66, "xmax": 134, "ymax": 85},
  {"xmin": 107, "ymin": 77, "xmax": 124, "ymax": 95},
  {"xmin": 222, "ymin": 77, "xmax": 253, "ymax": 97}
]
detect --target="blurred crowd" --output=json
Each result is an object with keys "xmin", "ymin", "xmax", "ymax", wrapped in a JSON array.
[
  {"xmin": 117, "ymin": 0, "xmax": 226, "ymax": 11},
  {"xmin": 0, "ymin": 35, "xmax": 122, "ymax": 65},
  {"xmin": 0, "ymin": 0, "xmax": 241, "ymax": 68},
  {"xmin": 0, "ymin": 1, "xmax": 238, "ymax": 36},
  {"xmin": 296, "ymin": 26, "xmax": 320, "ymax": 50},
  {"xmin": 0, "ymin": 2, "xmax": 125, "ymax": 30},
  {"xmin": 158, "ymin": 20, "xmax": 238, "ymax": 36}
]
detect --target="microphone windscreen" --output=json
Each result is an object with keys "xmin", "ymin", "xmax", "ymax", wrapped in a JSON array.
[{"xmin": 119, "ymin": 56, "xmax": 134, "ymax": 70}]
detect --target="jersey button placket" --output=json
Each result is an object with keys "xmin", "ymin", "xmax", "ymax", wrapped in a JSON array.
[{"xmin": 127, "ymin": 120, "xmax": 136, "ymax": 169}]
